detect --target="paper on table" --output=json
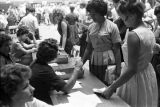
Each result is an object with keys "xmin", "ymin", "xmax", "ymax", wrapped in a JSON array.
[
  {"xmin": 68, "ymin": 91, "xmax": 102, "ymax": 107},
  {"xmin": 64, "ymin": 80, "xmax": 82, "ymax": 89},
  {"xmin": 55, "ymin": 71, "xmax": 66, "ymax": 75},
  {"xmin": 72, "ymin": 81, "xmax": 82, "ymax": 89},
  {"xmin": 49, "ymin": 63, "xmax": 58, "ymax": 67}
]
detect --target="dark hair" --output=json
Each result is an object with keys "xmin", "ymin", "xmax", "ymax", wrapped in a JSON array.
[
  {"xmin": 118, "ymin": 0, "xmax": 145, "ymax": 19},
  {"xmin": 36, "ymin": 38, "xmax": 58, "ymax": 63},
  {"xmin": 86, "ymin": 0, "xmax": 108, "ymax": 16},
  {"xmin": 0, "ymin": 63, "xmax": 31, "ymax": 106},
  {"xmin": 154, "ymin": 5, "xmax": 160, "ymax": 15},
  {"xmin": 112, "ymin": 0, "xmax": 120, "ymax": 3},
  {"xmin": 0, "ymin": 34, "xmax": 11, "ymax": 48},
  {"xmin": 26, "ymin": 6, "xmax": 35, "ymax": 13},
  {"xmin": 51, "ymin": 9, "xmax": 65, "ymax": 23},
  {"xmin": 17, "ymin": 26, "xmax": 29, "ymax": 37}
]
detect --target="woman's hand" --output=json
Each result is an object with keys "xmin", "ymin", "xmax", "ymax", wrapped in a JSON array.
[{"xmin": 101, "ymin": 86, "xmax": 115, "ymax": 99}]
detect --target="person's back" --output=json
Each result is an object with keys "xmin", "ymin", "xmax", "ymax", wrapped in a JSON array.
[{"xmin": 133, "ymin": 26, "xmax": 155, "ymax": 71}]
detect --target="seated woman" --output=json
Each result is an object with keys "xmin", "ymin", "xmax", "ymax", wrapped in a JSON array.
[
  {"xmin": 30, "ymin": 38, "xmax": 83, "ymax": 104},
  {"xmin": 12, "ymin": 26, "xmax": 37, "ymax": 65},
  {"xmin": 0, "ymin": 63, "xmax": 54, "ymax": 107},
  {"xmin": 0, "ymin": 33, "xmax": 14, "ymax": 68}
]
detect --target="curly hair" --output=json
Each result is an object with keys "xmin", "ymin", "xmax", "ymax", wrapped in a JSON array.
[
  {"xmin": 17, "ymin": 26, "xmax": 29, "ymax": 37},
  {"xmin": 117, "ymin": 0, "xmax": 145, "ymax": 19},
  {"xmin": 86, "ymin": 0, "xmax": 108, "ymax": 16},
  {"xmin": 154, "ymin": 5, "xmax": 160, "ymax": 16},
  {"xmin": 51, "ymin": 8, "xmax": 65, "ymax": 23},
  {"xmin": 36, "ymin": 38, "xmax": 58, "ymax": 63},
  {"xmin": 0, "ymin": 34, "xmax": 11, "ymax": 48},
  {"xmin": 0, "ymin": 63, "xmax": 31, "ymax": 106}
]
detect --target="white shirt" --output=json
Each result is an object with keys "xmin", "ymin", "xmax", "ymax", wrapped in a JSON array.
[{"xmin": 18, "ymin": 13, "xmax": 39, "ymax": 35}]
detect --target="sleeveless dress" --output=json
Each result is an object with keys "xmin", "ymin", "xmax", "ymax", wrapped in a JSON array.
[
  {"xmin": 117, "ymin": 26, "xmax": 158, "ymax": 107},
  {"xmin": 57, "ymin": 20, "xmax": 73, "ymax": 55}
]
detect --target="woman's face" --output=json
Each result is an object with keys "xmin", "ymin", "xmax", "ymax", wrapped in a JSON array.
[
  {"xmin": 12, "ymin": 79, "xmax": 35, "ymax": 103},
  {"xmin": 88, "ymin": 10, "xmax": 102, "ymax": 23},
  {"xmin": 53, "ymin": 16, "xmax": 60, "ymax": 24},
  {"xmin": 0, "ymin": 41, "xmax": 12, "ymax": 56},
  {"xmin": 119, "ymin": 12, "xmax": 136, "ymax": 28},
  {"xmin": 19, "ymin": 34, "xmax": 27, "ymax": 41}
]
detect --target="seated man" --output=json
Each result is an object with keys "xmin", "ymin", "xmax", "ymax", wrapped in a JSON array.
[
  {"xmin": 0, "ymin": 33, "xmax": 14, "ymax": 68},
  {"xmin": 30, "ymin": 38, "xmax": 83, "ymax": 104},
  {"xmin": 11, "ymin": 26, "xmax": 37, "ymax": 65}
]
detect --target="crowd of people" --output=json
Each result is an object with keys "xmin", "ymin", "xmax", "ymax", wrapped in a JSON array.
[{"xmin": 0, "ymin": 0, "xmax": 160, "ymax": 107}]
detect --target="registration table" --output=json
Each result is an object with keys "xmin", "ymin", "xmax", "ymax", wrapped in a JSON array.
[{"xmin": 50, "ymin": 58, "xmax": 130, "ymax": 107}]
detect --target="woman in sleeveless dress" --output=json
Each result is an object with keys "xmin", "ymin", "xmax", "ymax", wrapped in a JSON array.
[
  {"xmin": 101, "ymin": 1, "xmax": 158, "ymax": 107},
  {"xmin": 51, "ymin": 9, "xmax": 73, "ymax": 56}
]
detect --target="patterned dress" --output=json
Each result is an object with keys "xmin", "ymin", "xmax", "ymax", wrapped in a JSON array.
[
  {"xmin": 87, "ymin": 19, "xmax": 121, "ymax": 84},
  {"xmin": 117, "ymin": 26, "xmax": 158, "ymax": 107}
]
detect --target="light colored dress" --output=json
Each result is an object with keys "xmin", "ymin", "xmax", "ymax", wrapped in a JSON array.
[
  {"xmin": 87, "ymin": 19, "xmax": 121, "ymax": 84},
  {"xmin": 117, "ymin": 26, "xmax": 158, "ymax": 107}
]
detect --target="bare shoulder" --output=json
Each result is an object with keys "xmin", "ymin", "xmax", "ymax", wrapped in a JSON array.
[{"xmin": 127, "ymin": 31, "xmax": 140, "ymax": 47}]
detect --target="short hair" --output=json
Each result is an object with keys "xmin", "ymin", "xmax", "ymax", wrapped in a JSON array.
[
  {"xmin": 154, "ymin": 5, "xmax": 160, "ymax": 16},
  {"xmin": 26, "ymin": 6, "xmax": 35, "ymax": 13},
  {"xmin": 36, "ymin": 38, "xmax": 58, "ymax": 63},
  {"xmin": 17, "ymin": 26, "xmax": 29, "ymax": 37},
  {"xmin": 117, "ymin": 0, "xmax": 145, "ymax": 19},
  {"xmin": 86, "ymin": 0, "xmax": 108, "ymax": 16},
  {"xmin": 0, "ymin": 34, "xmax": 11, "ymax": 48},
  {"xmin": 0, "ymin": 63, "xmax": 31, "ymax": 105}
]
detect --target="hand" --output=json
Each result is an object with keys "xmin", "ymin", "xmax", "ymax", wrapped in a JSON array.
[
  {"xmin": 75, "ymin": 58, "xmax": 83, "ymax": 68},
  {"xmin": 101, "ymin": 86, "xmax": 115, "ymax": 99},
  {"xmin": 32, "ymin": 48, "xmax": 38, "ymax": 52}
]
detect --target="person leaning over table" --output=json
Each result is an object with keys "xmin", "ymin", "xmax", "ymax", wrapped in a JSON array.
[
  {"xmin": 81, "ymin": 0, "xmax": 122, "ymax": 85},
  {"xmin": 0, "ymin": 63, "xmax": 56, "ymax": 107},
  {"xmin": 30, "ymin": 38, "xmax": 83, "ymax": 105},
  {"xmin": 50, "ymin": 9, "xmax": 73, "ymax": 56},
  {"xmin": 11, "ymin": 26, "xmax": 37, "ymax": 65},
  {"xmin": 0, "ymin": 33, "xmax": 15, "ymax": 68},
  {"xmin": 100, "ymin": 1, "xmax": 158, "ymax": 107}
]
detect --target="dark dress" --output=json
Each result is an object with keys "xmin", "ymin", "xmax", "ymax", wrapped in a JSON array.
[
  {"xmin": 30, "ymin": 59, "xmax": 66, "ymax": 104},
  {"xmin": 57, "ymin": 20, "xmax": 73, "ymax": 55}
]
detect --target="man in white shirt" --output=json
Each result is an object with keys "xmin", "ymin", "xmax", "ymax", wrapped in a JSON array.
[{"xmin": 18, "ymin": 6, "xmax": 39, "ymax": 40}]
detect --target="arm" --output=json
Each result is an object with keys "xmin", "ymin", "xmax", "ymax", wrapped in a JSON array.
[
  {"xmin": 112, "ymin": 42, "xmax": 121, "ymax": 77},
  {"xmin": 102, "ymin": 31, "xmax": 140, "ymax": 98},
  {"xmin": 61, "ymin": 21, "xmax": 67, "ymax": 49},
  {"xmin": 82, "ymin": 42, "xmax": 93, "ymax": 64},
  {"xmin": 21, "ymin": 42, "xmax": 36, "ymax": 49},
  {"xmin": 16, "ymin": 43, "xmax": 37, "ymax": 54},
  {"xmin": 58, "ymin": 60, "xmax": 83, "ymax": 93}
]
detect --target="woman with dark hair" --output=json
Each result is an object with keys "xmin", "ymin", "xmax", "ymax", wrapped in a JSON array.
[
  {"xmin": 0, "ymin": 63, "xmax": 55, "ymax": 107},
  {"xmin": 0, "ymin": 33, "xmax": 14, "ymax": 68},
  {"xmin": 100, "ymin": 1, "xmax": 158, "ymax": 107},
  {"xmin": 11, "ymin": 26, "xmax": 37, "ymax": 65},
  {"xmin": 30, "ymin": 38, "xmax": 83, "ymax": 104},
  {"xmin": 51, "ymin": 9, "xmax": 73, "ymax": 56},
  {"xmin": 82, "ymin": 0, "xmax": 122, "ymax": 85}
]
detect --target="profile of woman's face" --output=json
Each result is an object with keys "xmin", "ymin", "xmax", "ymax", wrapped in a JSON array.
[
  {"xmin": 12, "ymin": 78, "xmax": 35, "ymax": 103},
  {"xmin": 0, "ymin": 41, "xmax": 12, "ymax": 56},
  {"xmin": 88, "ymin": 10, "xmax": 101, "ymax": 23}
]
